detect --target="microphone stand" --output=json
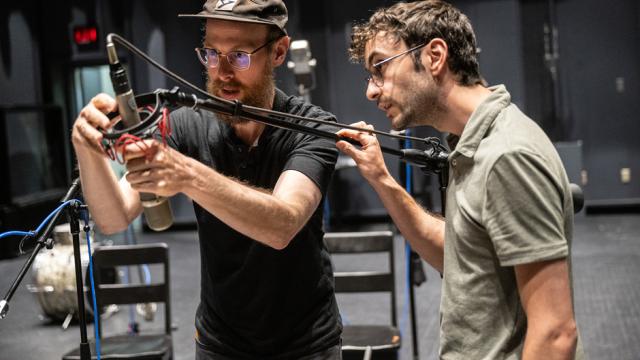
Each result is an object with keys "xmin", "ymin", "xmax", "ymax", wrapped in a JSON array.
[
  {"xmin": 396, "ymin": 131, "xmax": 447, "ymax": 360},
  {"xmin": 397, "ymin": 131, "xmax": 420, "ymax": 360},
  {"xmin": 128, "ymin": 89, "xmax": 449, "ymax": 169},
  {"xmin": 0, "ymin": 178, "xmax": 93, "ymax": 360},
  {"xmin": 102, "ymin": 34, "xmax": 449, "ymax": 169}
]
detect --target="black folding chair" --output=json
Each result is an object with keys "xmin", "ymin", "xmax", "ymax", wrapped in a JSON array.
[
  {"xmin": 324, "ymin": 231, "xmax": 401, "ymax": 360},
  {"xmin": 62, "ymin": 243, "xmax": 173, "ymax": 360}
]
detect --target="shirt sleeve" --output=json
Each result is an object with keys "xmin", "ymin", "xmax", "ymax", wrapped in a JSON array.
[
  {"xmin": 283, "ymin": 120, "xmax": 339, "ymax": 195},
  {"xmin": 483, "ymin": 150, "xmax": 569, "ymax": 266}
]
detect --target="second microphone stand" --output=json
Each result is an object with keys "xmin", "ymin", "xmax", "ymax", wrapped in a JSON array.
[
  {"xmin": 0, "ymin": 178, "xmax": 94, "ymax": 360},
  {"xmin": 397, "ymin": 130, "xmax": 449, "ymax": 360}
]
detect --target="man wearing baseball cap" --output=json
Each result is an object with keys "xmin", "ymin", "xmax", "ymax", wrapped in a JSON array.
[{"xmin": 71, "ymin": 0, "xmax": 343, "ymax": 358}]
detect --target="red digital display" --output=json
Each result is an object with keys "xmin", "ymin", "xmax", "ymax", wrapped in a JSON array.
[{"xmin": 73, "ymin": 26, "xmax": 98, "ymax": 45}]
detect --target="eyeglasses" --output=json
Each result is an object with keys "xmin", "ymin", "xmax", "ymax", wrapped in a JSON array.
[
  {"xmin": 195, "ymin": 38, "xmax": 278, "ymax": 71},
  {"xmin": 366, "ymin": 43, "xmax": 427, "ymax": 88}
]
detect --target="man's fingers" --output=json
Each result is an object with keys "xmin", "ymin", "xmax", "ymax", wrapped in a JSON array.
[
  {"xmin": 81, "ymin": 105, "xmax": 112, "ymax": 130},
  {"xmin": 337, "ymin": 129, "xmax": 378, "ymax": 148},
  {"xmin": 337, "ymin": 122, "xmax": 376, "ymax": 138},
  {"xmin": 126, "ymin": 167, "xmax": 156, "ymax": 184},
  {"xmin": 92, "ymin": 93, "xmax": 118, "ymax": 114},
  {"xmin": 120, "ymin": 140, "xmax": 160, "ymax": 162},
  {"xmin": 349, "ymin": 121, "xmax": 367, "ymax": 128},
  {"xmin": 76, "ymin": 121, "xmax": 105, "ymax": 153},
  {"xmin": 90, "ymin": 93, "xmax": 121, "ymax": 128},
  {"xmin": 336, "ymin": 129, "xmax": 361, "ymax": 141},
  {"xmin": 349, "ymin": 122, "xmax": 375, "ymax": 134},
  {"xmin": 125, "ymin": 157, "xmax": 151, "ymax": 172},
  {"xmin": 127, "ymin": 179, "xmax": 156, "ymax": 192},
  {"xmin": 336, "ymin": 140, "xmax": 358, "ymax": 157},
  {"xmin": 337, "ymin": 127, "xmax": 370, "ymax": 140},
  {"xmin": 356, "ymin": 131, "xmax": 373, "ymax": 144},
  {"xmin": 125, "ymin": 163, "xmax": 166, "ymax": 187}
]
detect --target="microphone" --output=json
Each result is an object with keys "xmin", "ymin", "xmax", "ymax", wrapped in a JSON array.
[
  {"xmin": 107, "ymin": 42, "xmax": 173, "ymax": 231},
  {"xmin": 286, "ymin": 39, "xmax": 316, "ymax": 101}
]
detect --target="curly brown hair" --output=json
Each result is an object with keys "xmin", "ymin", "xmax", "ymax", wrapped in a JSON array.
[{"xmin": 350, "ymin": 0, "xmax": 482, "ymax": 86}]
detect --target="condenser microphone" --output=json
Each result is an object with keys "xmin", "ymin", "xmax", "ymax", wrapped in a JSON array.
[{"xmin": 107, "ymin": 42, "xmax": 173, "ymax": 231}]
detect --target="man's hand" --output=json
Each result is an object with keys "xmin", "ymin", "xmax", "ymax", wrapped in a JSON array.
[
  {"xmin": 336, "ymin": 121, "xmax": 390, "ymax": 182},
  {"xmin": 123, "ymin": 140, "xmax": 195, "ymax": 198},
  {"xmin": 71, "ymin": 93, "xmax": 119, "ymax": 156}
]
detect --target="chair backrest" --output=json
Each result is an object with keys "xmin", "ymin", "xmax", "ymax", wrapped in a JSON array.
[
  {"xmin": 324, "ymin": 231, "xmax": 397, "ymax": 326},
  {"xmin": 91, "ymin": 243, "xmax": 171, "ymax": 335}
]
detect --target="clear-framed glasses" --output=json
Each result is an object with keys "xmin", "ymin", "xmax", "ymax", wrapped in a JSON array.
[
  {"xmin": 195, "ymin": 38, "xmax": 278, "ymax": 71},
  {"xmin": 366, "ymin": 42, "xmax": 427, "ymax": 88}
]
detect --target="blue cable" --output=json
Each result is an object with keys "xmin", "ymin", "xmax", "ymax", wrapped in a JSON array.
[
  {"xmin": 142, "ymin": 264, "xmax": 151, "ymax": 285},
  {"xmin": 0, "ymin": 231, "xmax": 34, "ymax": 240},
  {"xmin": 1, "ymin": 200, "xmax": 77, "ymax": 243},
  {"xmin": 35, "ymin": 200, "xmax": 79, "ymax": 234},
  {"xmin": 81, "ymin": 208, "xmax": 101, "ymax": 360},
  {"xmin": 400, "ymin": 130, "xmax": 413, "ymax": 340}
]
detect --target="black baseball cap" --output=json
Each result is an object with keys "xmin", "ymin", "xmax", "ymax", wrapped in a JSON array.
[{"xmin": 179, "ymin": 0, "xmax": 288, "ymax": 35}]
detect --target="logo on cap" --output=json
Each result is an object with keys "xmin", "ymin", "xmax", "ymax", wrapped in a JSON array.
[{"xmin": 215, "ymin": 0, "xmax": 237, "ymax": 11}]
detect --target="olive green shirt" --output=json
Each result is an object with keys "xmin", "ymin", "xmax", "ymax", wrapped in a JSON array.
[{"xmin": 439, "ymin": 85, "xmax": 584, "ymax": 359}]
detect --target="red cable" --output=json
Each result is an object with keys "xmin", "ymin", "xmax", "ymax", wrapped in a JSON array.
[
  {"xmin": 113, "ymin": 134, "xmax": 150, "ymax": 164},
  {"xmin": 99, "ymin": 108, "xmax": 171, "ymax": 164},
  {"xmin": 157, "ymin": 107, "xmax": 171, "ymax": 146}
]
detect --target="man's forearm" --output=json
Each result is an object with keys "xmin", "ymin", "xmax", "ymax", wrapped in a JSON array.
[
  {"xmin": 183, "ymin": 158, "xmax": 318, "ymax": 249},
  {"xmin": 75, "ymin": 147, "xmax": 141, "ymax": 234},
  {"xmin": 517, "ymin": 257, "xmax": 578, "ymax": 360}
]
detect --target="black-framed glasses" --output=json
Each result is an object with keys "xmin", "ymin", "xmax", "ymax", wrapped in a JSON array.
[
  {"xmin": 366, "ymin": 43, "xmax": 427, "ymax": 88},
  {"xmin": 195, "ymin": 38, "xmax": 278, "ymax": 71}
]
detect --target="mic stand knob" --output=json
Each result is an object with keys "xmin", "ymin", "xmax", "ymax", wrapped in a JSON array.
[{"xmin": 0, "ymin": 300, "xmax": 9, "ymax": 319}]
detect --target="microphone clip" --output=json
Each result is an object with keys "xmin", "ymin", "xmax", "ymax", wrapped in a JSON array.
[
  {"xmin": 102, "ymin": 92, "xmax": 166, "ymax": 140},
  {"xmin": 400, "ymin": 137, "xmax": 450, "ymax": 175}
]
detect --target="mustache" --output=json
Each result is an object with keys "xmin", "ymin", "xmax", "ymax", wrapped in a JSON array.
[
  {"xmin": 209, "ymin": 79, "xmax": 243, "ymax": 90},
  {"xmin": 377, "ymin": 96, "xmax": 396, "ymax": 108}
]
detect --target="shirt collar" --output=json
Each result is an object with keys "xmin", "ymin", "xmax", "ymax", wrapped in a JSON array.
[{"xmin": 449, "ymin": 84, "xmax": 511, "ymax": 159}]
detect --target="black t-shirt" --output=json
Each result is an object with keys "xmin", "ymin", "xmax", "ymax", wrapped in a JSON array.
[{"xmin": 166, "ymin": 89, "xmax": 342, "ymax": 358}]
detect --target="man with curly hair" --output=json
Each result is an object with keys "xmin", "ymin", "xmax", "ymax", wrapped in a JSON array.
[{"xmin": 337, "ymin": 1, "xmax": 584, "ymax": 359}]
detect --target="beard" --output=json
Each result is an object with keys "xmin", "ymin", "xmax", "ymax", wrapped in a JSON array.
[
  {"xmin": 206, "ymin": 65, "xmax": 276, "ymax": 125},
  {"xmin": 390, "ymin": 71, "xmax": 445, "ymax": 131}
]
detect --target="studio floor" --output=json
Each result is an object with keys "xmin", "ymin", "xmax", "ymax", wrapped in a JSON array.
[{"xmin": 0, "ymin": 214, "xmax": 638, "ymax": 360}]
